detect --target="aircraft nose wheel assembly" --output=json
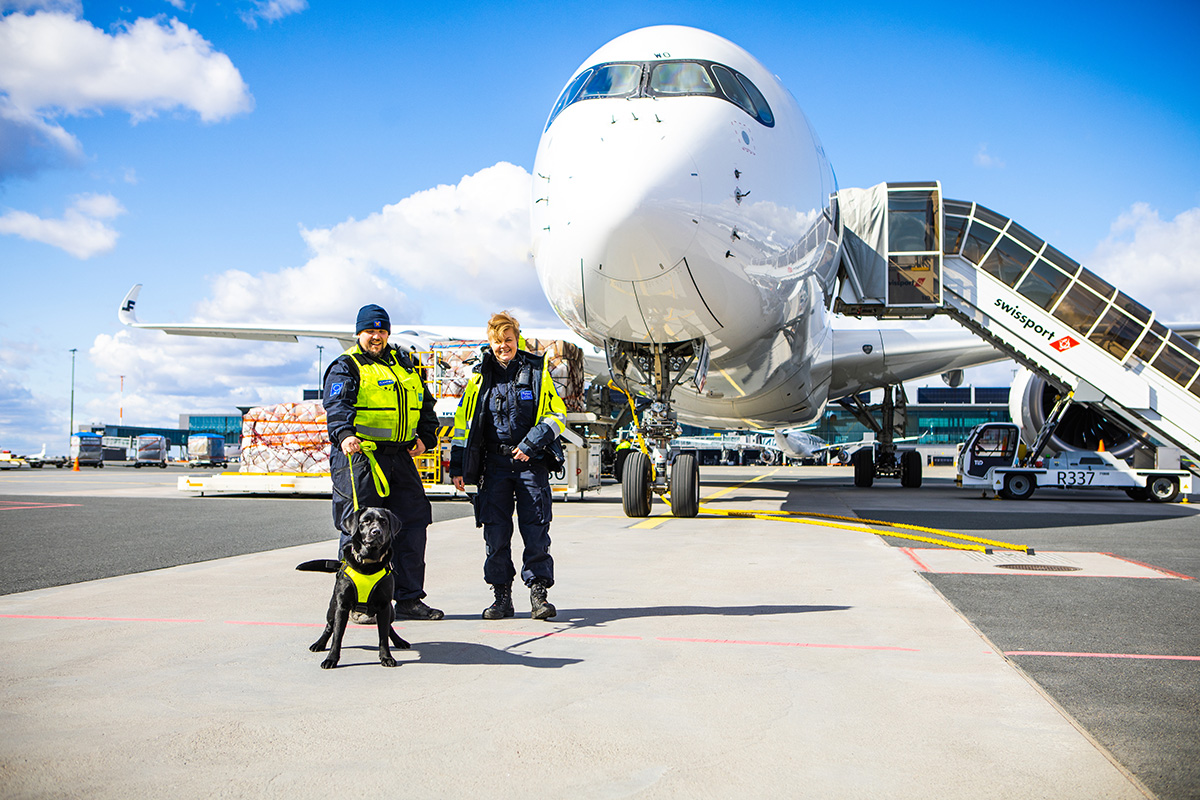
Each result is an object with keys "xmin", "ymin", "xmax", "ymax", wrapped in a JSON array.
[{"xmin": 608, "ymin": 339, "xmax": 705, "ymax": 518}]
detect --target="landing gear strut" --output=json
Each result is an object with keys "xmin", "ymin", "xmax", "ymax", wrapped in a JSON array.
[
  {"xmin": 607, "ymin": 339, "xmax": 705, "ymax": 518},
  {"xmin": 838, "ymin": 384, "xmax": 922, "ymax": 488}
]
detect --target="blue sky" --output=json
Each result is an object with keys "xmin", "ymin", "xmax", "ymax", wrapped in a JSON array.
[{"xmin": 1, "ymin": 0, "xmax": 1198, "ymax": 455}]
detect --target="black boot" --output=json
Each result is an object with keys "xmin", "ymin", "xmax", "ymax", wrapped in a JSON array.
[
  {"xmin": 482, "ymin": 583, "xmax": 514, "ymax": 620},
  {"xmin": 529, "ymin": 580, "xmax": 556, "ymax": 620}
]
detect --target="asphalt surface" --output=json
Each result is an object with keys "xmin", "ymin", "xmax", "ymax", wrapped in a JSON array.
[{"xmin": 1, "ymin": 464, "xmax": 1197, "ymax": 798}]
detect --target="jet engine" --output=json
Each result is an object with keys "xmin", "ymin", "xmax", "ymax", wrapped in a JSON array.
[{"xmin": 1009, "ymin": 368, "xmax": 1137, "ymax": 458}]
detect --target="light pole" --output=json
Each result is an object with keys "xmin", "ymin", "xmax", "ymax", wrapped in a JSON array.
[
  {"xmin": 316, "ymin": 345, "xmax": 325, "ymax": 397},
  {"xmin": 69, "ymin": 348, "xmax": 77, "ymax": 445},
  {"xmin": 119, "ymin": 375, "xmax": 124, "ymax": 426}
]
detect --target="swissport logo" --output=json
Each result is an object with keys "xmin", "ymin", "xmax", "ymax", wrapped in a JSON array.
[
  {"xmin": 1050, "ymin": 336, "xmax": 1080, "ymax": 352},
  {"xmin": 993, "ymin": 298, "xmax": 1056, "ymax": 342}
]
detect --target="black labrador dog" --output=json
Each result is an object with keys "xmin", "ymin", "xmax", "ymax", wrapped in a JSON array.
[{"xmin": 301, "ymin": 507, "xmax": 411, "ymax": 668}]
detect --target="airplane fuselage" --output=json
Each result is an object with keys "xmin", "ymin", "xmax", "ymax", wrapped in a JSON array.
[{"xmin": 531, "ymin": 26, "xmax": 841, "ymax": 428}]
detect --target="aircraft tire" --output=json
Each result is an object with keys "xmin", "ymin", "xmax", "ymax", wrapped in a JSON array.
[
  {"xmin": 622, "ymin": 450, "xmax": 653, "ymax": 517},
  {"xmin": 900, "ymin": 450, "xmax": 923, "ymax": 488},
  {"xmin": 852, "ymin": 449, "xmax": 874, "ymax": 488},
  {"xmin": 670, "ymin": 453, "xmax": 700, "ymax": 518},
  {"xmin": 1000, "ymin": 472, "xmax": 1035, "ymax": 500},
  {"xmin": 1146, "ymin": 476, "xmax": 1180, "ymax": 504}
]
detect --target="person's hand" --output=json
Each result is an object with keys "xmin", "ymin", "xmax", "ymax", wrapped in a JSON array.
[
  {"xmin": 410, "ymin": 438, "xmax": 428, "ymax": 457},
  {"xmin": 452, "ymin": 476, "xmax": 465, "ymax": 491},
  {"xmin": 340, "ymin": 436, "xmax": 362, "ymax": 456},
  {"xmin": 512, "ymin": 446, "xmax": 529, "ymax": 462}
]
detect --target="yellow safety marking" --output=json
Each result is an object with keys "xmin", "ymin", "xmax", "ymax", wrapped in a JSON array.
[
  {"xmin": 693, "ymin": 504, "xmax": 1030, "ymax": 553},
  {"xmin": 717, "ymin": 368, "xmax": 746, "ymax": 397},
  {"xmin": 697, "ymin": 469, "xmax": 779, "ymax": 501},
  {"xmin": 632, "ymin": 516, "xmax": 673, "ymax": 529}
]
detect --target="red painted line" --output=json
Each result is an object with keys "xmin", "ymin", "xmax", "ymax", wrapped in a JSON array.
[
  {"xmin": 1006, "ymin": 651, "xmax": 1200, "ymax": 661},
  {"xmin": 481, "ymin": 628, "xmax": 642, "ymax": 640},
  {"xmin": 0, "ymin": 613, "xmax": 203, "ymax": 623},
  {"xmin": 0, "ymin": 502, "xmax": 82, "ymax": 511},
  {"xmin": 899, "ymin": 547, "xmax": 934, "ymax": 572},
  {"xmin": 225, "ymin": 620, "xmax": 325, "ymax": 628},
  {"xmin": 656, "ymin": 637, "xmax": 919, "ymax": 652},
  {"xmin": 1101, "ymin": 553, "xmax": 1196, "ymax": 581}
]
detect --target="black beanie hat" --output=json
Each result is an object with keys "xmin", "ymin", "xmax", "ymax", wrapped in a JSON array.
[{"xmin": 356, "ymin": 304, "xmax": 390, "ymax": 334}]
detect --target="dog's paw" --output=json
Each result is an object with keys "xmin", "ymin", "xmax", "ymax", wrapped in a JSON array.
[
  {"xmin": 320, "ymin": 658, "xmax": 338, "ymax": 669},
  {"xmin": 309, "ymin": 642, "xmax": 327, "ymax": 652},
  {"xmin": 380, "ymin": 655, "xmax": 397, "ymax": 667},
  {"xmin": 397, "ymin": 638, "xmax": 411, "ymax": 650}
]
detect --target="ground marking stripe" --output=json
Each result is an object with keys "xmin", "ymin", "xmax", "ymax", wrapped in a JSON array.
[
  {"xmin": 0, "ymin": 502, "xmax": 82, "ymax": 511},
  {"xmin": 0, "ymin": 613, "xmax": 203, "ymax": 623}
]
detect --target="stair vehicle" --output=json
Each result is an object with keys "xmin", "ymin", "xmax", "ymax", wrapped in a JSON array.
[{"xmin": 957, "ymin": 422, "xmax": 1191, "ymax": 502}]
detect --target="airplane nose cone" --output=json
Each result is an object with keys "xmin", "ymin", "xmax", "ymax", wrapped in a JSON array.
[{"xmin": 546, "ymin": 126, "xmax": 701, "ymax": 282}]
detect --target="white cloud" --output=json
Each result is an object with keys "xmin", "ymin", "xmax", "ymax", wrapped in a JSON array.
[
  {"xmin": 1, "ymin": 162, "xmax": 546, "ymax": 447},
  {"xmin": 240, "ymin": 0, "xmax": 307, "ymax": 29},
  {"xmin": 0, "ymin": 8, "xmax": 253, "ymax": 179},
  {"xmin": 974, "ymin": 144, "xmax": 1004, "ymax": 169},
  {"xmin": 195, "ymin": 161, "xmax": 549, "ymax": 326},
  {"xmin": 1086, "ymin": 203, "xmax": 1200, "ymax": 322},
  {"xmin": 0, "ymin": 191, "xmax": 126, "ymax": 257}
]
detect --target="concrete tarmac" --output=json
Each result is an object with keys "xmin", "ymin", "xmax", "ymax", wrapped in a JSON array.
[{"xmin": 1, "ymin": 465, "xmax": 1195, "ymax": 798}]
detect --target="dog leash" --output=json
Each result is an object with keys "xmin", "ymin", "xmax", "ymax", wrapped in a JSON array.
[{"xmin": 350, "ymin": 441, "xmax": 390, "ymax": 510}]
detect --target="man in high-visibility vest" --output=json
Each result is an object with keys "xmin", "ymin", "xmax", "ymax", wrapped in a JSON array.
[{"xmin": 323, "ymin": 304, "xmax": 443, "ymax": 621}]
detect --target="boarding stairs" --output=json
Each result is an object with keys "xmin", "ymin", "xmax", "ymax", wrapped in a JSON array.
[{"xmin": 835, "ymin": 181, "xmax": 1200, "ymax": 471}]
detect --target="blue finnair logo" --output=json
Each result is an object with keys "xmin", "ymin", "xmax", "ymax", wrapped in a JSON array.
[{"xmin": 329, "ymin": 382, "xmax": 344, "ymax": 398}]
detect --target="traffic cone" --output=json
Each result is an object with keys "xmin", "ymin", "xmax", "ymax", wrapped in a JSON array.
[{"xmin": 72, "ymin": 456, "xmax": 79, "ymax": 471}]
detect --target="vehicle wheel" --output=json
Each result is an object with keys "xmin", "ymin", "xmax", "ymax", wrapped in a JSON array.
[
  {"xmin": 670, "ymin": 452, "xmax": 700, "ymax": 518},
  {"xmin": 1125, "ymin": 487, "xmax": 1149, "ymax": 502},
  {"xmin": 1001, "ymin": 472, "xmax": 1035, "ymax": 500},
  {"xmin": 1146, "ymin": 475, "xmax": 1180, "ymax": 503},
  {"xmin": 900, "ymin": 450, "xmax": 923, "ymax": 488},
  {"xmin": 758, "ymin": 448, "xmax": 778, "ymax": 466},
  {"xmin": 852, "ymin": 448, "xmax": 874, "ymax": 488},
  {"xmin": 160, "ymin": 462, "xmax": 167, "ymax": 469},
  {"xmin": 621, "ymin": 450, "xmax": 653, "ymax": 517}
]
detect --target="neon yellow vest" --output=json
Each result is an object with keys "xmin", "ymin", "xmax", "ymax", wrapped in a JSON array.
[
  {"xmin": 346, "ymin": 345, "xmax": 425, "ymax": 443},
  {"xmin": 342, "ymin": 562, "xmax": 390, "ymax": 608}
]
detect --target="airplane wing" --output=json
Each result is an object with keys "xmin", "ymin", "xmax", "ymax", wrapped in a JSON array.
[
  {"xmin": 119, "ymin": 285, "xmax": 361, "ymax": 349},
  {"xmin": 118, "ymin": 285, "xmax": 606, "ymax": 366}
]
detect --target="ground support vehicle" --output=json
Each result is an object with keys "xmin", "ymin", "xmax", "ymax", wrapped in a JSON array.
[
  {"xmin": 69, "ymin": 432, "xmax": 105, "ymax": 468},
  {"xmin": 957, "ymin": 422, "xmax": 1191, "ymax": 502},
  {"xmin": 134, "ymin": 434, "xmax": 169, "ymax": 468}
]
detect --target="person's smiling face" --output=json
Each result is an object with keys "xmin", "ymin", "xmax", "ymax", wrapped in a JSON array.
[
  {"xmin": 358, "ymin": 328, "xmax": 389, "ymax": 357},
  {"xmin": 489, "ymin": 327, "xmax": 518, "ymax": 366}
]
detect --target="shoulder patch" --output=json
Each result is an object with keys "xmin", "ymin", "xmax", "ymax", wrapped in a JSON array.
[{"xmin": 329, "ymin": 382, "xmax": 344, "ymax": 398}]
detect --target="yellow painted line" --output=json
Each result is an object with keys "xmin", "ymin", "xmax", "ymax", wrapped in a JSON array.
[
  {"xmin": 717, "ymin": 368, "xmax": 746, "ymax": 397},
  {"xmin": 700, "ymin": 468, "xmax": 779, "ymax": 501},
  {"xmin": 632, "ymin": 516, "xmax": 673, "ymax": 529}
]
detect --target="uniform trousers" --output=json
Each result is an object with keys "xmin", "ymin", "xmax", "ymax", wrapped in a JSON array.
[
  {"xmin": 477, "ymin": 452, "xmax": 554, "ymax": 587},
  {"xmin": 330, "ymin": 444, "xmax": 433, "ymax": 603}
]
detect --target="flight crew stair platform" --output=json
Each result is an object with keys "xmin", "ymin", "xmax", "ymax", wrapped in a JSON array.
[{"xmin": 834, "ymin": 181, "xmax": 1200, "ymax": 470}]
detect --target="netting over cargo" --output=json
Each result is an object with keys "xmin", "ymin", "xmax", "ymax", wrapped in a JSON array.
[{"xmin": 240, "ymin": 400, "xmax": 330, "ymax": 474}]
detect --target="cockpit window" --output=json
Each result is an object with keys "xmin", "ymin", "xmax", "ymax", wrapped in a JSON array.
[
  {"xmin": 649, "ymin": 62, "xmax": 716, "ymax": 95},
  {"xmin": 546, "ymin": 68, "xmax": 593, "ymax": 128},
  {"xmin": 545, "ymin": 59, "xmax": 775, "ymax": 130},
  {"xmin": 579, "ymin": 63, "xmax": 642, "ymax": 99},
  {"xmin": 711, "ymin": 64, "xmax": 754, "ymax": 116}
]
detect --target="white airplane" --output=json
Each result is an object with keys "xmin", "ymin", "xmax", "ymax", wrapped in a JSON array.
[{"xmin": 118, "ymin": 24, "xmax": 1189, "ymax": 517}]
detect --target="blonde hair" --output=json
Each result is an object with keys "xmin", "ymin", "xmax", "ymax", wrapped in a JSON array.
[{"xmin": 486, "ymin": 311, "xmax": 520, "ymax": 342}]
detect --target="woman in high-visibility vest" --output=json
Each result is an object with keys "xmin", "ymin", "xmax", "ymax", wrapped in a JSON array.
[{"xmin": 450, "ymin": 312, "xmax": 567, "ymax": 620}]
